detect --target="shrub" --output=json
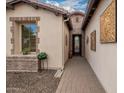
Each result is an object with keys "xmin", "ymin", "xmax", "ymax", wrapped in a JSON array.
[
  {"xmin": 37, "ymin": 52, "xmax": 47, "ymax": 60},
  {"xmin": 22, "ymin": 48, "xmax": 30, "ymax": 55}
]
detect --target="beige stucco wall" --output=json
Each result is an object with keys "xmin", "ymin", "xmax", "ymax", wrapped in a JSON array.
[
  {"xmin": 82, "ymin": 31, "xmax": 85, "ymax": 56},
  {"xmin": 70, "ymin": 15, "xmax": 85, "ymax": 56},
  {"xmin": 85, "ymin": 0, "xmax": 116, "ymax": 93},
  {"xmin": 70, "ymin": 15, "xmax": 84, "ymax": 34},
  {"xmin": 63, "ymin": 22, "xmax": 69, "ymax": 64},
  {"xmin": 6, "ymin": 3, "xmax": 65, "ymax": 69}
]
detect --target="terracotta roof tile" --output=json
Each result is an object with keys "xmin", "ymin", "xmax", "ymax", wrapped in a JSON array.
[{"xmin": 6, "ymin": 0, "xmax": 69, "ymax": 15}]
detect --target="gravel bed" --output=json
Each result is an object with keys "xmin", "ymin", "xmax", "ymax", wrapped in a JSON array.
[{"xmin": 7, "ymin": 70, "xmax": 60, "ymax": 93}]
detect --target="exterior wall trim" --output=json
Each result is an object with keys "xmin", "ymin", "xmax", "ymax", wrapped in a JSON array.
[{"xmin": 9, "ymin": 17, "xmax": 40, "ymax": 55}]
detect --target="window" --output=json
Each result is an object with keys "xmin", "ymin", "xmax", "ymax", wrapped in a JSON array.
[{"xmin": 22, "ymin": 23, "xmax": 37, "ymax": 53}]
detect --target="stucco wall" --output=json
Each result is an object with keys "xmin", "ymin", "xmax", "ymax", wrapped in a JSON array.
[
  {"xmin": 82, "ymin": 31, "xmax": 85, "ymax": 56},
  {"xmin": 85, "ymin": 0, "xmax": 116, "ymax": 93},
  {"xmin": 6, "ymin": 3, "xmax": 64, "ymax": 69},
  {"xmin": 63, "ymin": 22, "xmax": 69, "ymax": 64},
  {"xmin": 70, "ymin": 15, "xmax": 85, "ymax": 56},
  {"xmin": 70, "ymin": 15, "xmax": 84, "ymax": 34}
]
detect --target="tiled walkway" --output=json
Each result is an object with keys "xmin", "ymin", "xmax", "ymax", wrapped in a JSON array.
[{"xmin": 56, "ymin": 57, "xmax": 106, "ymax": 93}]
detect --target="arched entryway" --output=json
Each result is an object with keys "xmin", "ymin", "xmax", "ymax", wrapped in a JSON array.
[{"xmin": 68, "ymin": 11, "xmax": 85, "ymax": 57}]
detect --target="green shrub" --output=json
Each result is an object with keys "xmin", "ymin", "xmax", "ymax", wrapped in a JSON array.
[
  {"xmin": 22, "ymin": 48, "xmax": 30, "ymax": 55},
  {"xmin": 37, "ymin": 52, "xmax": 47, "ymax": 60}
]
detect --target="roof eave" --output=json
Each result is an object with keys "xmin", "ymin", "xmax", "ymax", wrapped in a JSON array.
[
  {"xmin": 63, "ymin": 14, "xmax": 73, "ymax": 31},
  {"xmin": 6, "ymin": 0, "xmax": 72, "ymax": 30},
  {"xmin": 82, "ymin": 0, "xmax": 101, "ymax": 31},
  {"xmin": 70, "ymin": 11, "xmax": 85, "ymax": 17},
  {"xmin": 6, "ymin": 0, "xmax": 68, "ymax": 15}
]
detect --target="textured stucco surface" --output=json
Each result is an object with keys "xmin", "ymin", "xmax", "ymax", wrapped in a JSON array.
[
  {"xmin": 6, "ymin": 3, "xmax": 69, "ymax": 69},
  {"xmin": 63, "ymin": 22, "xmax": 69, "ymax": 65},
  {"xmin": 85, "ymin": 0, "xmax": 116, "ymax": 93},
  {"xmin": 69, "ymin": 15, "xmax": 85, "ymax": 56}
]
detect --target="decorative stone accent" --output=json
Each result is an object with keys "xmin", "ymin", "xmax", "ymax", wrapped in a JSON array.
[
  {"xmin": 6, "ymin": 56, "xmax": 37, "ymax": 72},
  {"xmin": 36, "ymin": 26, "xmax": 40, "ymax": 54},
  {"xmin": 10, "ymin": 26, "xmax": 14, "ymax": 33},
  {"xmin": 9, "ymin": 17, "xmax": 40, "ymax": 22},
  {"xmin": 11, "ymin": 49, "xmax": 14, "ymax": 55},
  {"xmin": 9, "ymin": 17, "xmax": 40, "ymax": 54},
  {"xmin": 10, "ymin": 22, "xmax": 15, "ymax": 55},
  {"xmin": 10, "ymin": 38, "xmax": 14, "ymax": 44},
  {"xmin": 36, "ymin": 38, "xmax": 40, "ymax": 43}
]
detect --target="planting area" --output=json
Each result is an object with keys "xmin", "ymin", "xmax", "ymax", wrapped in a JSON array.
[{"xmin": 7, "ymin": 70, "xmax": 60, "ymax": 93}]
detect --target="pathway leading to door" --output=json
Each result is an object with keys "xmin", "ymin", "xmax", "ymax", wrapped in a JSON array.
[{"xmin": 56, "ymin": 57, "xmax": 106, "ymax": 93}]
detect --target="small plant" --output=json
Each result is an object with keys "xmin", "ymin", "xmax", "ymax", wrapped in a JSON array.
[
  {"xmin": 22, "ymin": 48, "xmax": 30, "ymax": 55},
  {"xmin": 37, "ymin": 52, "xmax": 47, "ymax": 72},
  {"xmin": 37, "ymin": 52, "xmax": 47, "ymax": 60}
]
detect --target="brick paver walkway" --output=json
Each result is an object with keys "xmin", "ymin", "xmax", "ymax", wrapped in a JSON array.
[{"xmin": 56, "ymin": 57, "xmax": 106, "ymax": 93}]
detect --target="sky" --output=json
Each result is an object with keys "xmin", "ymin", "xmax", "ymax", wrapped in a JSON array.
[
  {"xmin": 38, "ymin": 0, "xmax": 89, "ymax": 13},
  {"xmin": 25, "ymin": 24, "xmax": 37, "ymax": 33}
]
